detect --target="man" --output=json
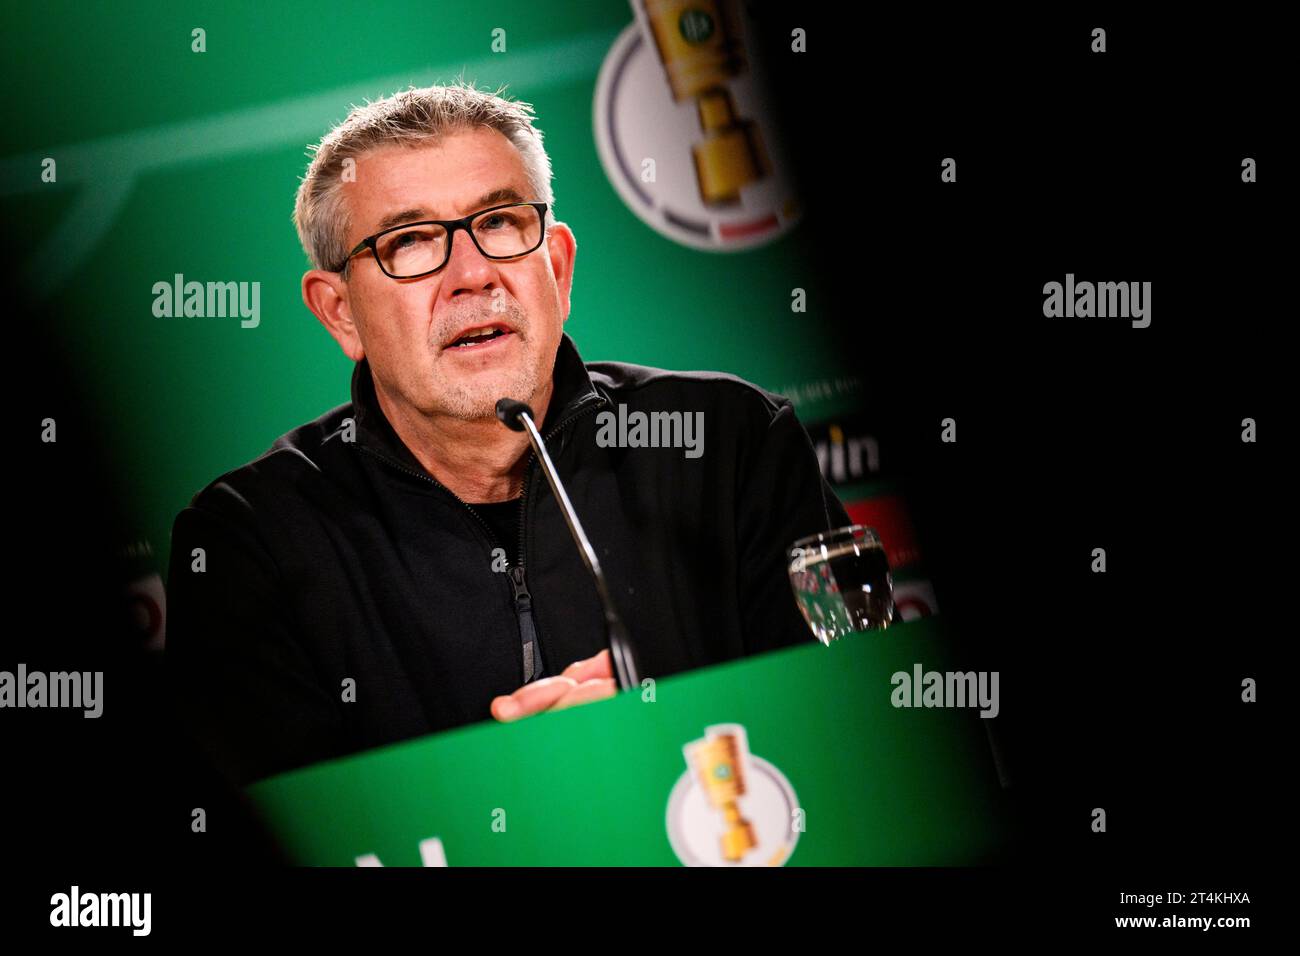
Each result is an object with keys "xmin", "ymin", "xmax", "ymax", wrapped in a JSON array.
[{"xmin": 166, "ymin": 81, "xmax": 849, "ymax": 788}]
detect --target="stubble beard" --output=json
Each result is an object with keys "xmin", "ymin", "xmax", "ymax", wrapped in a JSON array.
[{"xmin": 429, "ymin": 301, "xmax": 542, "ymax": 421}]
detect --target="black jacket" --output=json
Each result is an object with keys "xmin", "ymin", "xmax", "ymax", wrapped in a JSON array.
[{"xmin": 166, "ymin": 333, "xmax": 850, "ymax": 786}]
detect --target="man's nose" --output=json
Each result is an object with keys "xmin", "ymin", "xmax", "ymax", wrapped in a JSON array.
[{"xmin": 442, "ymin": 227, "xmax": 499, "ymax": 296}]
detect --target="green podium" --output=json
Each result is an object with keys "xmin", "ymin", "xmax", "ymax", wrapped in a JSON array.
[{"xmin": 244, "ymin": 617, "xmax": 1011, "ymax": 866}]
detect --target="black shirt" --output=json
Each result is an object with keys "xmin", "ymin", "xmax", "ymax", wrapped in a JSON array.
[{"xmin": 469, "ymin": 497, "xmax": 522, "ymax": 568}]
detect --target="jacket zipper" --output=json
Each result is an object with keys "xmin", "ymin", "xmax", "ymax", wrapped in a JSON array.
[
  {"xmin": 507, "ymin": 566, "xmax": 540, "ymax": 683},
  {"xmin": 355, "ymin": 393, "xmax": 608, "ymax": 686}
]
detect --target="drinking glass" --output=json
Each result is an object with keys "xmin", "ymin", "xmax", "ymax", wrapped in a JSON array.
[{"xmin": 788, "ymin": 525, "xmax": 895, "ymax": 644}]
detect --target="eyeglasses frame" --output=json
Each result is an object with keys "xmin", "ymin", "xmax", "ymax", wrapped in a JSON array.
[{"xmin": 336, "ymin": 200, "xmax": 550, "ymax": 279}]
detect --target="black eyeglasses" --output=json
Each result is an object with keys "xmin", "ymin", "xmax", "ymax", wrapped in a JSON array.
[{"xmin": 336, "ymin": 201, "xmax": 549, "ymax": 279}]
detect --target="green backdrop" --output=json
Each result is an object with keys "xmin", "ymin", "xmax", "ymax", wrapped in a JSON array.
[{"xmin": 2, "ymin": 0, "xmax": 859, "ymax": 578}]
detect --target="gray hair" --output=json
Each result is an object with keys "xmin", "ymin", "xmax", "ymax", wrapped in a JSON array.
[{"xmin": 293, "ymin": 78, "xmax": 556, "ymax": 274}]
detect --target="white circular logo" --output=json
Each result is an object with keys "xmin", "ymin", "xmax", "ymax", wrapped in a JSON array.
[
  {"xmin": 665, "ymin": 723, "xmax": 801, "ymax": 866},
  {"xmin": 593, "ymin": 13, "xmax": 800, "ymax": 252}
]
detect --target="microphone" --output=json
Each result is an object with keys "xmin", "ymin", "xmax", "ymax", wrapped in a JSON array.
[{"xmin": 496, "ymin": 398, "xmax": 641, "ymax": 692}]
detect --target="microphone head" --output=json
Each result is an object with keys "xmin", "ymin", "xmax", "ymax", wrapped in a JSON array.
[{"xmin": 495, "ymin": 398, "xmax": 534, "ymax": 432}]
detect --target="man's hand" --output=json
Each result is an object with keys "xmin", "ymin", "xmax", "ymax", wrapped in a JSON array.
[{"xmin": 490, "ymin": 649, "xmax": 617, "ymax": 722}]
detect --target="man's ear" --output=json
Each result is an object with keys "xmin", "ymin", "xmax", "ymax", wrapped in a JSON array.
[
  {"xmin": 546, "ymin": 222, "xmax": 577, "ymax": 324},
  {"xmin": 302, "ymin": 268, "xmax": 364, "ymax": 361}
]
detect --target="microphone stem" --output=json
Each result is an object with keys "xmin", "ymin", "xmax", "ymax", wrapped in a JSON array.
[{"xmin": 517, "ymin": 412, "xmax": 641, "ymax": 691}]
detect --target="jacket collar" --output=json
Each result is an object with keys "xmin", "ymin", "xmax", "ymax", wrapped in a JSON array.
[{"xmin": 349, "ymin": 331, "xmax": 602, "ymax": 477}]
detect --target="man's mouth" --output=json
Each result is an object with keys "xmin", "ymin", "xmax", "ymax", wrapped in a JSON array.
[{"xmin": 443, "ymin": 323, "xmax": 515, "ymax": 350}]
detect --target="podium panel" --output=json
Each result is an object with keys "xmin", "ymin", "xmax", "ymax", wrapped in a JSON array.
[{"xmin": 245, "ymin": 617, "xmax": 1011, "ymax": 865}]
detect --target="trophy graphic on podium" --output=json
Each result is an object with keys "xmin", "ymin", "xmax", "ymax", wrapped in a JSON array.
[
  {"xmin": 666, "ymin": 723, "xmax": 802, "ymax": 866},
  {"xmin": 684, "ymin": 725, "xmax": 758, "ymax": 861}
]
